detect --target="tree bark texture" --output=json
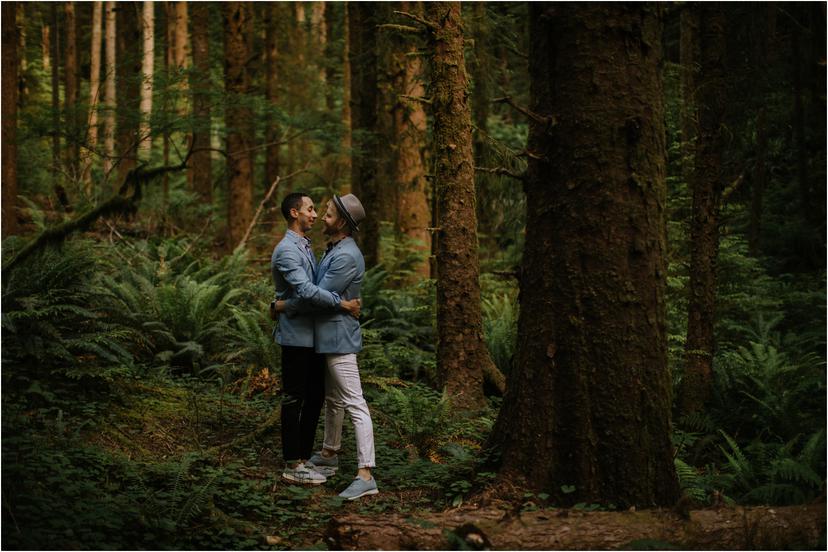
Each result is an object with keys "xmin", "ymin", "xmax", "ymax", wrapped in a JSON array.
[
  {"xmin": 64, "ymin": 2, "xmax": 79, "ymax": 180},
  {"xmin": 2, "ymin": 0, "xmax": 19, "ymax": 237},
  {"xmin": 138, "ymin": 0, "xmax": 154, "ymax": 160},
  {"xmin": 102, "ymin": 0, "xmax": 117, "ymax": 178},
  {"xmin": 116, "ymin": 2, "xmax": 141, "ymax": 184},
  {"xmin": 173, "ymin": 1, "xmax": 188, "ymax": 72},
  {"xmin": 82, "ymin": 1, "xmax": 103, "ymax": 192},
  {"xmin": 189, "ymin": 1, "xmax": 211, "ymax": 202},
  {"xmin": 50, "ymin": 3, "xmax": 60, "ymax": 189},
  {"xmin": 224, "ymin": 1, "xmax": 254, "ymax": 250},
  {"xmin": 679, "ymin": 4, "xmax": 727, "ymax": 417},
  {"xmin": 426, "ymin": 2, "xmax": 494, "ymax": 409},
  {"xmin": 389, "ymin": 1, "xmax": 431, "ymax": 279},
  {"xmin": 348, "ymin": 2, "xmax": 380, "ymax": 267},
  {"xmin": 489, "ymin": 3, "xmax": 679, "ymax": 508},
  {"xmin": 263, "ymin": 2, "xmax": 280, "ymax": 189},
  {"xmin": 327, "ymin": 503, "xmax": 826, "ymax": 551},
  {"xmin": 679, "ymin": 6, "xmax": 698, "ymax": 188},
  {"xmin": 341, "ymin": 6, "xmax": 352, "ymax": 183}
]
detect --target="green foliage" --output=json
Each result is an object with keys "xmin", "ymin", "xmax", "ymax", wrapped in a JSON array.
[{"xmin": 481, "ymin": 289, "xmax": 517, "ymax": 377}]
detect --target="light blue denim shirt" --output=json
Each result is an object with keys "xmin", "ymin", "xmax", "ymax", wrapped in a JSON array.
[{"xmin": 271, "ymin": 229, "xmax": 341, "ymax": 347}]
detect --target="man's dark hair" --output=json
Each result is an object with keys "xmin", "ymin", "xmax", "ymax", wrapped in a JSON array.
[{"xmin": 281, "ymin": 192, "xmax": 309, "ymax": 222}]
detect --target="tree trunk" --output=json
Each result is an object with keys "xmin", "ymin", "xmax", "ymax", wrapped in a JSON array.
[
  {"xmin": 102, "ymin": 0, "xmax": 117, "ymax": 178},
  {"xmin": 138, "ymin": 0, "xmax": 154, "ymax": 160},
  {"xmin": 263, "ymin": 2, "xmax": 280, "ymax": 189},
  {"xmin": 327, "ymin": 503, "xmax": 826, "ymax": 551},
  {"xmin": 116, "ymin": 1, "xmax": 141, "ymax": 184},
  {"xmin": 82, "ymin": 1, "xmax": 103, "ymax": 193},
  {"xmin": 189, "ymin": 1, "xmax": 211, "ymax": 202},
  {"xmin": 341, "ymin": 5, "xmax": 352, "ymax": 183},
  {"xmin": 489, "ymin": 3, "xmax": 679, "ymax": 507},
  {"xmin": 64, "ymin": 2, "xmax": 79, "ymax": 181},
  {"xmin": 2, "ymin": 1, "xmax": 19, "ymax": 237},
  {"xmin": 679, "ymin": 5, "xmax": 727, "ymax": 418},
  {"xmin": 50, "ymin": 3, "xmax": 61, "ymax": 193},
  {"xmin": 224, "ymin": 1, "xmax": 254, "ymax": 250},
  {"xmin": 387, "ymin": 1, "xmax": 430, "ymax": 279},
  {"xmin": 173, "ymin": 1, "xmax": 188, "ymax": 71},
  {"xmin": 16, "ymin": 4, "xmax": 28, "ymax": 106},
  {"xmin": 310, "ymin": 2, "xmax": 326, "ymax": 88},
  {"xmin": 679, "ymin": 5, "xmax": 698, "ymax": 188},
  {"xmin": 41, "ymin": 20, "xmax": 50, "ymax": 73},
  {"xmin": 426, "ymin": 2, "xmax": 494, "ymax": 409},
  {"xmin": 348, "ymin": 3, "xmax": 380, "ymax": 267},
  {"xmin": 749, "ymin": 5, "xmax": 776, "ymax": 257}
]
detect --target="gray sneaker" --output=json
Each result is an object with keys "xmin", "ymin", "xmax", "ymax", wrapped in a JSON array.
[
  {"xmin": 338, "ymin": 477, "xmax": 379, "ymax": 500},
  {"xmin": 281, "ymin": 463, "xmax": 327, "ymax": 485},
  {"xmin": 306, "ymin": 452, "xmax": 339, "ymax": 476}
]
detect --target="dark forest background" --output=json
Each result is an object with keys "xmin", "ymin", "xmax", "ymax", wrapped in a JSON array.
[{"xmin": 1, "ymin": 2, "xmax": 825, "ymax": 549}]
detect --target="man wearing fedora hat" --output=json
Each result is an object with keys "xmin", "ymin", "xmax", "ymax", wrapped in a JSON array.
[
  {"xmin": 275, "ymin": 193, "xmax": 379, "ymax": 500},
  {"xmin": 271, "ymin": 192, "xmax": 361, "ymax": 486}
]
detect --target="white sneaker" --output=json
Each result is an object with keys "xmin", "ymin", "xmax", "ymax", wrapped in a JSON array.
[{"xmin": 281, "ymin": 463, "xmax": 327, "ymax": 485}]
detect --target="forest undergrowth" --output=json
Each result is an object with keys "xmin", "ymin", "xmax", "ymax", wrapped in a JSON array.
[{"xmin": 2, "ymin": 199, "xmax": 825, "ymax": 550}]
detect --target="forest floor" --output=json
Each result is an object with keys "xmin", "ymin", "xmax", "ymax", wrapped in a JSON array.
[{"xmin": 6, "ymin": 369, "xmax": 825, "ymax": 550}]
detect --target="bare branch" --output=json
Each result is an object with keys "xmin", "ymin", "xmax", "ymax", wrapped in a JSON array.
[
  {"xmin": 393, "ymin": 10, "xmax": 437, "ymax": 31},
  {"xmin": 492, "ymin": 96, "xmax": 557, "ymax": 128},
  {"xmin": 399, "ymin": 94, "xmax": 432, "ymax": 105},
  {"xmin": 377, "ymin": 23, "xmax": 424, "ymax": 35},
  {"xmin": 721, "ymin": 171, "xmax": 746, "ymax": 203},
  {"xmin": 475, "ymin": 166, "xmax": 526, "ymax": 181}
]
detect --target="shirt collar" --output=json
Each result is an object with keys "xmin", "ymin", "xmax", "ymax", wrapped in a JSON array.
[
  {"xmin": 325, "ymin": 238, "xmax": 344, "ymax": 253},
  {"xmin": 286, "ymin": 229, "xmax": 312, "ymax": 246}
]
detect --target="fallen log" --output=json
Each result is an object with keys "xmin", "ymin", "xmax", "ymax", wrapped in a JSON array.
[{"xmin": 326, "ymin": 502, "xmax": 825, "ymax": 550}]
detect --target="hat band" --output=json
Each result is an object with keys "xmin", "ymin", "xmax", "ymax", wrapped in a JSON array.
[{"xmin": 333, "ymin": 195, "xmax": 360, "ymax": 231}]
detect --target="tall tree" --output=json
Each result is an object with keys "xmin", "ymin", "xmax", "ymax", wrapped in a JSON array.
[
  {"xmin": 102, "ymin": 0, "xmax": 117, "ymax": 178},
  {"xmin": 50, "ymin": 3, "xmax": 61, "ymax": 190},
  {"xmin": 64, "ymin": 2, "xmax": 79, "ymax": 180},
  {"xmin": 2, "ymin": 1, "xmax": 19, "ymax": 236},
  {"xmin": 385, "ymin": 1, "xmax": 430, "ymax": 278},
  {"xmin": 138, "ymin": 0, "xmax": 154, "ymax": 160},
  {"xmin": 116, "ymin": 1, "xmax": 141, "ymax": 184},
  {"xmin": 82, "ymin": 0, "xmax": 103, "ymax": 192},
  {"xmin": 679, "ymin": 5, "xmax": 699, "ymax": 188},
  {"xmin": 489, "ymin": 4, "xmax": 679, "ymax": 507},
  {"xmin": 224, "ymin": 1, "xmax": 254, "ymax": 249},
  {"xmin": 425, "ymin": 2, "xmax": 496, "ymax": 408},
  {"xmin": 348, "ymin": 3, "xmax": 380, "ymax": 266},
  {"xmin": 341, "ymin": 5, "xmax": 352, "ymax": 182},
  {"xmin": 679, "ymin": 4, "xmax": 728, "ymax": 417},
  {"xmin": 189, "ymin": 1, "xmax": 211, "ymax": 201},
  {"xmin": 262, "ymin": 2, "xmax": 280, "ymax": 188}
]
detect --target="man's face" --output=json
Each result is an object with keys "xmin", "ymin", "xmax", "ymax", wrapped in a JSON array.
[
  {"xmin": 293, "ymin": 196, "xmax": 317, "ymax": 232},
  {"xmin": 322, "ymin": 200, "xmax": 344, "ymax": 236}
]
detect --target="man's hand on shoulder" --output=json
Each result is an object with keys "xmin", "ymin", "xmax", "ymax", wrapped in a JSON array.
[{"xmin": 340, "ymin": 297, "xmax": 361, "ymax": 319}]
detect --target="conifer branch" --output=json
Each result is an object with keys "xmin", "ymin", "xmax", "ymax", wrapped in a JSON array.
[
  {"xmin": 475, "ymin": 166, "xmax": 526, "ymax": 181},
  {"xmin": 492, "ymin": 96, "xmax": 557, "ymax": 128},
  {"xmin": 394, "ymin": 10, "xmax": 437, "ymax": 31},
  {"xmin": 377, "ymin": 23, "xmax": 424, "ymax": 35}
]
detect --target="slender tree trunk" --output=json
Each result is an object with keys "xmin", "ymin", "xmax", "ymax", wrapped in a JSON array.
[
  {"xmin": 792, "ymin": 31, "xmax": 810, "ymax": 223},
  {"xmin": 324, "ymin": 2, "xmax": 337, "ymax": 113},
  {"xmin": 116, "ymin": 2, "xmax": 141, "ymax": 184},
  {"xmin": 310, "ymin": 1, "xmax": 326, "ymax": 88},
  {"xmin": 426, "ymin": 2, "xmax": 494, "ymax": 409},
  {"xmin": 41, "ymin": 21, "xmax": 50, "ymax": 73},
  {"xmin": 341, "ymin": 5, "xmax": 352, "ymax": 183},
  {"xmin": 173, "ymin": 1, "xmax": 188, "ymax": 71},
  {"xmin": 189, "ymin": 1, "xmax": 211, "ymax": 202},
  {"xmin": 102, "ymin": 0, "xmax": 117, "ymax": 178},
  {"xmin": 348, "ymin": 3, "xmax": 380, "ymax": 267},
  {"xmin": 388, "ymin": 1, "xmax": 430, "ymax": 278},
  {"xmin": 50, "ymin": 3, "xmax": 61, "ymax": 191},
  {"xmin": 16, "ymin": 3, "xmax": 28, "ymax": 106},
  {"xmin": 679, "ymin": 6, "xmax": 698, "ymax": 188},
  {"xmin": 224, "ymin": 1, "xmax": 254, "ymax": 249},
  {"xmin": 162, "ymin": 0, "xmax": 174, "ymax": 203},
  {"xmin": 138, "ymin": 0, "xmax": 154, "ymax": 160},
  {"xmin": 2, "ymin": 1, "xmax": 19, "ymax": 236},
  {"xmin": 679, "ymin": 5, "xmax": 728, "ymax": 417},
  {"xmin": 263, "ymin": 2, "xmax": 280, "ymax": 188},
  {"xmin": 64, "ymin": 2, "xmax": 79, "ymax": 181},
  {"xmin": 749, "ymin": 6, "xmax": 776, "ymax": 256},
  {"xmin": 82, "ymin": 1, "xmax": 103, "ymax": 193},
  {"xmin": 489, "ymin": 3, "xmax": 679, "ymax": 507}
]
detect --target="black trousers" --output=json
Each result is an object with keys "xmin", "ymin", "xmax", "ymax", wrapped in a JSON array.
[{"xmin": 280, "ymin": 345, "xmax": 325, "ymax": 463}]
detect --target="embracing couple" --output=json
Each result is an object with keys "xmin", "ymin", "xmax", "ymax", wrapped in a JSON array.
[{"xmin": 270, "ymin": 192, "xmax": 378, "ymax": 500}]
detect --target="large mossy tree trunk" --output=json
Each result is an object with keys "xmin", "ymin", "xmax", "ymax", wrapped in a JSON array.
[
  {"xmin": 2, "ymin": 0, "xmax": 18, "ymax": 237},
  {"xmin": 223, "ymin": 1, "xmax": 254, "ymax": 250},
  {"xmin": 348, "ymin": 2, "xmax": 380, "ymax": 267},
  {"xmin": 489, "ymin": 3, "xmax": 679, "ymax": 508},
  {"xmin": 426, "ymin": 2, "xmax": 495, "ymax": 409},
  {"xmin": 679, "ymin": 5, "xmax": 727, "ymax": 417}
]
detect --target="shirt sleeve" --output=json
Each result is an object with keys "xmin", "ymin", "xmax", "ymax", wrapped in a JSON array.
[{"xmin": 272, "ymin": 246, "xmax": 341, "ymax": 309}]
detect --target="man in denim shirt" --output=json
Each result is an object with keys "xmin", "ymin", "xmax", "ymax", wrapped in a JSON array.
[{"xmin": 271, "ymin": 192, "xmax": 360, "ymax": 485}]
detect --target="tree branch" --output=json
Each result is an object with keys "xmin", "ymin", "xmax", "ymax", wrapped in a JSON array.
[
  {"xmin": 721, "ymin": 170, "xmax": 746, "ymax": 203},
  {"xmin": 492, "ymin": 96, "xmax": 557, "ymax": 128},
  {"xmin": 475, "ymin": 166, "xmax": 526, "ymax": 181},
  {"xmin": 377, "ymin": 23, "xmax": 424, "ymax": 35},
  {"xmin": 393, "ymin": 10, "xmax": 437, "ymax": 31},
  {"xmin": 399, "ymin": 94, "xmax": 432, "ymax": 105}
]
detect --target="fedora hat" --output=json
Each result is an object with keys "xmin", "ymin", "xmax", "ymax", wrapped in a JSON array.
[{"xmin": 332, "ymin": 193, "xmax": 365, "ymax": 232}]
